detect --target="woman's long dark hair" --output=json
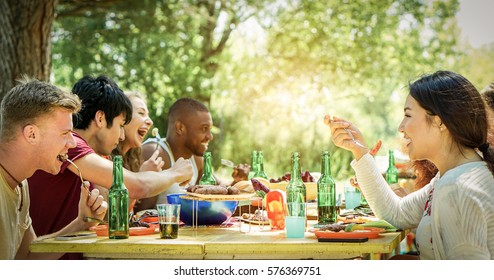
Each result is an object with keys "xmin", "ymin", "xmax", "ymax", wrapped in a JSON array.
[{"xmin": 408, "ymin": 70, "xmax": 494, "ymax": 175}]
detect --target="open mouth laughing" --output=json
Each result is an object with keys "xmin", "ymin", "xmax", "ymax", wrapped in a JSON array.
[{"xmin": 138, "ymin": 128, "xmax": 149, "ymax": 140}]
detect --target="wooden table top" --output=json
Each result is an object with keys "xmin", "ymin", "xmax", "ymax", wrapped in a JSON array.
[{"xmin": 30, "ymin": 221, "xmax": 406, "ymax": 260}]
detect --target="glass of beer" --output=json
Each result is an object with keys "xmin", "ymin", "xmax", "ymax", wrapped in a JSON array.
[{"xmin": 157, "ymin": 203, "xmax": 181, "ymax": 239}]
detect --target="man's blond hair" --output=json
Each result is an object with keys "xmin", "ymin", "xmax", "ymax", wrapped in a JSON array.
[{"xmin": 0, "ymin": 76, "xmax": 81, "ymax": 142}]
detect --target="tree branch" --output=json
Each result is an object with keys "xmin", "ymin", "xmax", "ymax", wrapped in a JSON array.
[{"xmin": 56, "ymin": 0, "xmax": 131, "ymax": 17}]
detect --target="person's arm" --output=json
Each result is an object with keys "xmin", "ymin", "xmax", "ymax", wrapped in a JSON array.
[
  {"xmin": 15, "ymin": 226, "xmax": 62, "ymax": 260},
  {"xmin": 130, "ymin": 149, "xmax": 166, "ymax": 211},
  {"xmin": 352, "ymin": 153, "xmax": 429, "ymax": 229},
  {"xmin": 16, "ymin": 184, "xmax": 107, "ymax": 260},
  {"xmin": 326, "ymin": 115, "xmax": 425, "ymax": 228},
  {"xmin": 133, "ymin": 143, "xmax": 175, "ymax": 211},
  {"xmin": 195, "ymin": 155, "xmax": 249, "ymax": 186},
  {"xmin": 67, "ymin": 152, "xmax": 192, "ymax": 199}
]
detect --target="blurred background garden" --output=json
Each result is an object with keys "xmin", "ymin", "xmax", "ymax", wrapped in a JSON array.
[{"xmin": 2, "ymin": 0, "xmax": 493, "ymax": 181}]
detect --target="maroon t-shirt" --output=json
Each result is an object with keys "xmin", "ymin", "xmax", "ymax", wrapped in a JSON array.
[{"xmin": 28, "ymin": 132, "xmax": 95, "ymax": 236}]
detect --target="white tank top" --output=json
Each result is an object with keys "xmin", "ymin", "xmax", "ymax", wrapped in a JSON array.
[{"xmin": 143, "ymin": 137, "xmax": 199, "ymax": 204}]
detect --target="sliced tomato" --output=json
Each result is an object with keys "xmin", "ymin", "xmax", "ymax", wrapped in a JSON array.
[{"xmin": 370, "ymin": 140, "xmax": 382, "ymax": 156}]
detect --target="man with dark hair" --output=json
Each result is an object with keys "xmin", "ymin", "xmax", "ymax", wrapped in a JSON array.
[
  {"xmin": 136, "ymin": 97, "xmax": 248, "ymax": 211},
  {"xmin": 28, "ymin": 76, "xmax": 192, "ymax": 259},
  {"xmin": 0, "ymin": 77, "xmax": 107, "ymax": 259}
]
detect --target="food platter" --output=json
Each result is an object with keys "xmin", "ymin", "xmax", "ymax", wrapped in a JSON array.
[
  {"xmin": 311, "ymin": 227, "xmax": 384, "ymax": 239},
  {"xmin": 184, "ymin": 191, "xmax": 255, "ymax": 201}
]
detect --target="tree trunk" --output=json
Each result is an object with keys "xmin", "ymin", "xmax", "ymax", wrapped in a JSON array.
[{"xmin": 0, "ymin": 0, "xmax": 56, "ymax": 101}]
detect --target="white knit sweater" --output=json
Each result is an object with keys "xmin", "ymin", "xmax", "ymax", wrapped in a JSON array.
[{"xmin": 351, "ymin": 153, "xmax": 494, "ymax": 259}]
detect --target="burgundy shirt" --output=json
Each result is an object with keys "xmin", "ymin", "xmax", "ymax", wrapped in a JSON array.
[{"xmin": 28, "ymin": 132, "xmax": 95, "ymax": 259}]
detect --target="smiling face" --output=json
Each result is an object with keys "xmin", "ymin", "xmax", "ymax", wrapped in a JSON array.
[
  {"xmin": 182, "ymin": 111, "xmax": 213, "ymax": 157},
  {"xmin": 37, "ymin": 108, "xmax": 77, "ymax": 174},
  {"xmin": 121, "ymin": 96, "xmax": 153, "ymax": 154},
  {"xmin": 398, "ymin": 94, "xmax": 442, "ymax": 161}
]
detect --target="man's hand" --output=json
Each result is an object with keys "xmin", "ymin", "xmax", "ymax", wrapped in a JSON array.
[
  {"xmin": 140, "ymin": 149, "xmax": 165, "ymax": 172},
  {"xmin": 78, "ymin": 182, "xmax": 107, "ymax": 227},
  {"xmin": 170, "ymin": 157, "xmax": 193, "ymax": 186},
  {"xmin": 231, "ymin": 163, "xmax": 251, "ymax": 185}
]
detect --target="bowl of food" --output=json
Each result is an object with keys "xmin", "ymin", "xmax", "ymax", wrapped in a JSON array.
[{"xmin": 167, "ymin": 193, "xmax": 239, "ymax": 226}]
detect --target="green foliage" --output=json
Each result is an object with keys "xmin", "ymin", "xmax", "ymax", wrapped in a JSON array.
[
  {"xmin": 212, "ymin": 0, "xmax": 462, "ymax": 179},
  {"xmin": 53, "ymin": 0, "xmax": 270, "ymax": 133},
  {"xmin": 450, "ymin": 42, "xmax": 494, "ymax": 90},
  {"xmin": 51, "ymin": 0, "xmax": 489, "ymax": 181}
]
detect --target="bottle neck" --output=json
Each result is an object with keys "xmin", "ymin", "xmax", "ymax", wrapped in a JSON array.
[
  {"xmin": 203, "ymin": 155, "xmax": 213, "ymax": 176},
  {"xmin": 389, "ymin": 153, "xmax": 395, "ymax": 166},
  {"xmin": 254, "ymin": 153, "xmax": 268, "ymax": 179},
  {"xmin": 386, "ymin": 151, "xmax": 398, "ymax": 184},
  {"xmin": 204, "ymin": 157, "xmax": 212, "ymax": 175},
  {"xmin": 251, "ymin": 152, "xmax": 259, "ymax": 173},
  {"xmin": 290, "ymin": 154, "xmax": 302, "ymax": 182},
  {"xmin": 258, "ymin": 155, "xmax": 264, "ymax": 170},
  {"xmin": 321, "ymin": 154, "xmax": 331, "ymax": 176},
  {"xmin": 112, "ymin": 157, "xmax": 125, "ymax": 189},
  {"xmin": 200, "ymin": 153, "xmax": 216, "ymax": 185}
]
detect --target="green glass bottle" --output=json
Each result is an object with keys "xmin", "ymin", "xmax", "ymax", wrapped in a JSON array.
[
  {"xmin": 247, "ymin": 150, "xmax": 259, "ymax": 180},
  {"xmin": 199, "ymin": 151, "xmax": 217, "ymax": 185},
  {"xmin": 108, "ymin": 155, "xmax": 129, "ymax": 239},
  {"xmin": 286, "ymin": 152, "xmax": 306, "ymax": 217},
  {"xmin": 317, "ymin": 151, "xmax": 336, "ymax": 224},
  {"xmin": 254, "ymin": 151, "xmax": 268, "ymax": 179},
  {"xmin": 385, "ymin": 150, "xmax": 399, "ymax": 186}
]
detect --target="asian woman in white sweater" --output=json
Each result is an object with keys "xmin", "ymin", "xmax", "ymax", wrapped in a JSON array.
[{"xmin": 326, "ymin": 70, "xmax": 494, "ymax": 259}]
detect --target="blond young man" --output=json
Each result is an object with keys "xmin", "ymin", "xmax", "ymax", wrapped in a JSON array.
[{"xmin": 0, "ymin": 77, "xmax": 107, "ymax": 260}]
